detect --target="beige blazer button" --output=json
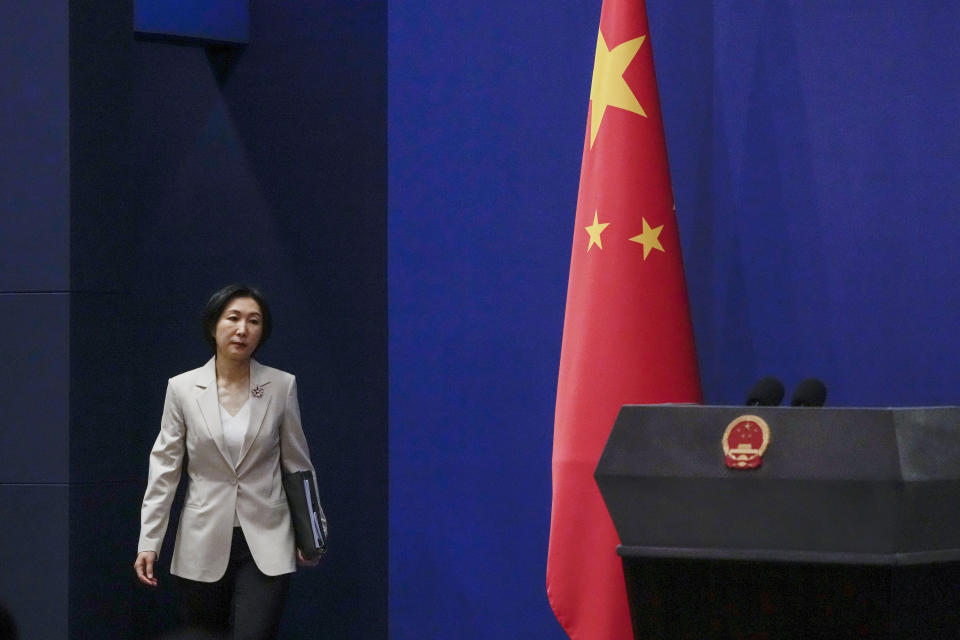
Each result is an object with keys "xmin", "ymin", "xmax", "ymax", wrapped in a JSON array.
[{"xmin": 230, "ymin": 477, "xmax": 238, "ymax": 485}]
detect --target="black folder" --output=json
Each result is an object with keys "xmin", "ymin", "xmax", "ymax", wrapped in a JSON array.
[{"xmin": 283, "ymin": 470, "xmax": 327, "ymax": 560}]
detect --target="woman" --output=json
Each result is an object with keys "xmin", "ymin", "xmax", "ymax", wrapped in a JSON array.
[{"xmin": 134, "ymin": 284, "xmax": 327, "ymax": 639}]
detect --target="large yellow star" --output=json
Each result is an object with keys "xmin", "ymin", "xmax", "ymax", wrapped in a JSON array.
[
  {"xmin": 629, "ymin": 218, "xmax": 664, "ymax": 259},
  {"xmin": 589, "ymin": 30, "xmax": 647, "ymax": 148},
  {"xmin": 585, "ymin": 211, "xmax": 610, "ymax": 251}
]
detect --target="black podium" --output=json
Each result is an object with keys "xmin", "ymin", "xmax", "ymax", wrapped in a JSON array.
[{"xmin": 595, "ymin": 405, "xmax": 960, "ymax": 639}]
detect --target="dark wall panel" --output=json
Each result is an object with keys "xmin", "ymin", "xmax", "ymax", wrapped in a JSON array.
[
  {"xmin": 0, "ymin": 294, "xmax": 69, "ymax": 483},
  {"xmin": 0, "ymin": 4, "xmax": 71, "ymax": 638},
  {"xmin": 0, "ymin": 3, "xmax": 69, "ymax": 291},
  {"xmin": 0, "ymin": 485, "xmax": 69, "ymax": 639}
]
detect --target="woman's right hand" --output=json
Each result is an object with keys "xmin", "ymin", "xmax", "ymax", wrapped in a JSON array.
[{"xmin": 134, "ymin": 551, "xmax": 158, "ymax": 587}]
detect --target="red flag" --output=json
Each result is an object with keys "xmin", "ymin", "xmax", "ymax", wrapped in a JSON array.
[{"xmin": 546, "ymin": 1, "xmax": 702, "ymax": 638}]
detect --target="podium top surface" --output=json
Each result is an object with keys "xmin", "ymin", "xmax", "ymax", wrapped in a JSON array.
[
  {"xmin": 595, "ymin": 405, "xmax": 960, "ymax": 560},
  {"xmin": 597, "ymin": 405, "xmax": 960, "ymax": 482}
]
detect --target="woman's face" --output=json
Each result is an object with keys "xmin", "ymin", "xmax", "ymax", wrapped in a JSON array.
[{"xmin": 213, "ymin": 296, "xmax": 264, "ymax": 362}]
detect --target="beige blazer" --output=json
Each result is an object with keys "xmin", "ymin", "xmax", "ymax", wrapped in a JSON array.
[{"xmin": 138, "ymin": 357, "xmax": 327, "ymax": 582}]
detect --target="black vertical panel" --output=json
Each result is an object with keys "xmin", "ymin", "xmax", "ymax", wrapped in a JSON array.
[
  {"xmin": 219, "ymin": 4, "xmax": 388, "ymax": 635},
  {"xmin": 70, "ymin": 481, "xmax": 183, "ymax": 639},
  {"xmin": 69, "ymin": 0, "xmax": 386, "ymax": 637}
]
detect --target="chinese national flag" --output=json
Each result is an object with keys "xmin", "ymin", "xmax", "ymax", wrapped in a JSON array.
[{"xmin": 546, "ymin": 0, "xmax": 702, "ymax": 638}]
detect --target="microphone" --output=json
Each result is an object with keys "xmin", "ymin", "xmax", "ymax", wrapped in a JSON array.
[
  {"xmin": 790, "ymin": 378, "xmax": 827, "ymax": 407},
  {"xmin": 745, "ymin": 377, "xmax": 785, "ymax": 406}
]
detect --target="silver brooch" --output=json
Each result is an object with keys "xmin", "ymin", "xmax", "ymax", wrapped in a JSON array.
[{"xmin": 251, "ymin": 382, "xmax": 271, "ymax": 398}]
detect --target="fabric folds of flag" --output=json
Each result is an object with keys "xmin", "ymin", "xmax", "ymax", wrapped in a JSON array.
[{"xmin": 546, "ymin": 0, "xmax": 702, "ymax": 638}]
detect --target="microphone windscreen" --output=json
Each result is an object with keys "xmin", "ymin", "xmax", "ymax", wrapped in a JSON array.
[
  {"xmin": 791, "ymin": 378, "xmax": 827, "ymax": 407},
  {"xmin": 745, "ymin": 376, "xmax": 785, "ymax": 406}
]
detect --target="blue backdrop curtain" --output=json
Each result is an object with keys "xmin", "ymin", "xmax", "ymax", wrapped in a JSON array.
[{"xmin": 389, "ymin": 1, "xmax": 960, "ymax": 638}]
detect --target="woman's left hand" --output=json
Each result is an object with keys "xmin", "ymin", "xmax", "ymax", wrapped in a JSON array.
[{"xmin": 297, "ymin": 548, "xmax": 322, "ymax": 567}]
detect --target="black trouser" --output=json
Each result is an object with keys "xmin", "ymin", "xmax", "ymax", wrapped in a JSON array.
[{"xmin": 175, "ymin": 528, "xmax": 291, "ymax": 640}]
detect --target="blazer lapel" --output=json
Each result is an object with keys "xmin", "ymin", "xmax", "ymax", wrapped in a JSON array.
[
  {"xmin": 194, "ymin": 357, "xmax": 234, "ymax": 468},
  {"xmin": 237, "ymin": 358, "xmax": 272, "ymax": 468}
]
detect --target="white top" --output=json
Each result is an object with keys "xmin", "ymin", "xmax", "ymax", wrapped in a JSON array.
[
  {"xmin": 220, "ymin": 399, "xmax": 251, "ymax": 467},
  {"xmin": 220, "ymin": 399, "xmax": 250, "ymax": 527}
]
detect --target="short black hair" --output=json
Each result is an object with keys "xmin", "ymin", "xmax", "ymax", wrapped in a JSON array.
[{"xmin": 201, "ymin": 284, "xmax": 272, "ymax": 353}]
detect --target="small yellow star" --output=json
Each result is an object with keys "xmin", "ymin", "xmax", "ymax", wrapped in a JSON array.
[
  {"xmin": 628, "ymin": 218, "xmax": 664, "ymax": 259},
  {"xmin": 589, "ymin": 30, "xmax": 647, "ymax": 148},
  {"xmin": 585, "ymin": 211, "xmax": 610, "ymax": 251}
]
